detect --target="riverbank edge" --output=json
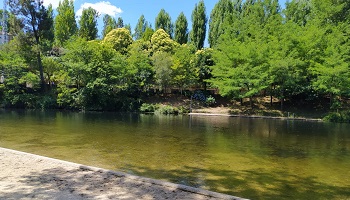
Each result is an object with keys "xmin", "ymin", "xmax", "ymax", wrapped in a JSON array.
[
  {"xmin": 0, "ymin": 147, "xmax": 246, "ymax": 200},
  {"xmin": 189, "ymin": 112, "xmax": 323, "ymax": 122}
]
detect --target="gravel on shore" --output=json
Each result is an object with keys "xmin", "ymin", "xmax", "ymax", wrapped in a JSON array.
[{"xmin": 0, "ymin": 147, "xmax": 245, "ymax": 200}]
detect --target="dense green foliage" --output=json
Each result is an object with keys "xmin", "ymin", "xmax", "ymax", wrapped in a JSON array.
[
  {"xmin": 54, "ymin": 0, "xmax": 77, "ymax": 46},
  {"xmin": 78, "ymin": 7, "xmax": 98, "ymax": 40},
  {"xmin": 155, "ymin": 9, "xmax": 173, "ymax": 38},
  {"xmin": 134, "ymin": 15, "xmax": 148, "ymax": 40},
  {"xmin": 174, "ymin": 12, "xmax": 189, "ymax": 44},
  {"xmin": 1, "ymin": 0, "xmax": 350, "ymax": 118},
  {"xmin": 102, "ymin": 14, "xmax": 117, "ymax": 38},
  {"xmin": 210, "ymin": 0, "xmax": 350, "ymax": 111},
  {"xmin": 8, "ymin": 0, "xmax": 54, "ymax": 86},
  {"xmin": 191, "ymin": 0, "xmax": 207, "ymax": 50},
  {"xmin": 208, "ymin": 0, "xmax": 236, "ymax": 48}
]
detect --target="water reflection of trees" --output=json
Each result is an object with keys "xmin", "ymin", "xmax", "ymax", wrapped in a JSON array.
[{"xmin": 1, "ymin": 111, "xmax": 349, "ymax": 200}]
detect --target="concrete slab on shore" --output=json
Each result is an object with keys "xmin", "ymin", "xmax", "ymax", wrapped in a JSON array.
[
  {"xmin": 0, "ymin": 147, "xmax": 246, "ymax": 200},
  {"xmin": 189, "ymin": 113, "xmax": 322, "ymax": 122}
]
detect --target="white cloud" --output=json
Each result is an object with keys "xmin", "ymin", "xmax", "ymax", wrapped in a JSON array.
[
  {"xmin": 76, "ymin": 1, "xmax": 123, "ymax": 18},
  {"xmin": 43, "ymin": 0, "xmax": 70, "ymax": 9}
]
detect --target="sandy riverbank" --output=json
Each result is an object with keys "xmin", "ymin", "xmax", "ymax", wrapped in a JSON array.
[{"xmin": 0, "ymin": 147, "xmax": 244, "ymax": 200}]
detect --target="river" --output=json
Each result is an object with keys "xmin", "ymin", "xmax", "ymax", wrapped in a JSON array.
[{"xmin": 0, "ymin": 110, "xmax": 349, "ymax": 199}]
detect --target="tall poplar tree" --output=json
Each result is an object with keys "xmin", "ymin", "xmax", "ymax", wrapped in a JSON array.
[
  {"xmin": 191, "ymin": 0, "xmax": 207, "ymax": 50},
  {"xmin": 134, "ymin": 14, "xmax": 147, "ymax": 40},
  {"xmin": 285, "ymin": 0, "xmax": 312, "ymax": 26},
  {"xmin": 54, "ymin": 0, "xmax": 77, "ymax": 46},
  {"xmin": 0, "ymin": 10, "xmax": 23, "ymax": 35},
  {"xmin": 155, "ymin": 9, "xmax": 173, "ymax": 38},
  {"xmin": 209, "ymin": 0, "xmax": 236, "ymax": 47},
  {"xmin": 116, "ymin": 17, "xmax": 124, "ymax": 28},
  {"xmin": 174, "ymin": 12, "xmax": 188, "ymax": 44},
  {"xmin": 102, "ymin": 14, "xmax": 116, "ymax": 38},
  {"xmin": 78, "ymin": 7, "xmax": 98, "ymax": 40}
]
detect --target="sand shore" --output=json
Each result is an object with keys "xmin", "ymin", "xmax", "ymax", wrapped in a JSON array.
[{"xmin": 0, "ymin": 147, "xmax": 244, "ymax": 200}]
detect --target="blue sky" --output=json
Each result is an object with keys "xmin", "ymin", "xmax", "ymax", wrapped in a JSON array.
[{"xmin": 2, "ymin": 0, "xmax": 288, "ymax": 44}]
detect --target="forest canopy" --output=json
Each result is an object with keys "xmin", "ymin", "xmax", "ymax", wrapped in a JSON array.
[{"xmin": 0, "ymin": 0, "xmax": 349, "ymax": 113}]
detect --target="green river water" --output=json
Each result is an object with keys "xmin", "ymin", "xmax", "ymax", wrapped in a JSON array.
[{"xmin": 0, "ymin": 110, "xmax": 349, "ymax": 199}]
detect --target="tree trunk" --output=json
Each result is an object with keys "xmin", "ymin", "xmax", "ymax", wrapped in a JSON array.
[
  {"xmin": 280, "ymin": 87, "xmax": 284, "ymax": 110},
  {"xmin": 270, "ymin": 84, "xmax": 274, "ymax": 107},
  {"xmin": 37, "ymin": 52, "xmax": 45, "ymax": 85},
  {"xmin": 330, "ymin": 93, "xmax": 333, "ymax": 109},
  {"xmin": 280, "ymin": 97, "xmax": 284, "ymax": 110}
]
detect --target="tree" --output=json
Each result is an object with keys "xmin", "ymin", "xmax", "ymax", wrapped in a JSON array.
[
  {"xmin": 78, "ymin": 7, "xmax": 98, "ymax": 40},
  {"xmin": 155, "ymin": 9, "xmax": 173, "ymax": 38},
  {"xmin": 152, "ymin": 51, "xmax": 173, "ymax": 92},
  {"xmin": 151, "ymin": 29, "xmax": 177, "ymax": 53},
  {"xmin": 267, "ymin": 22, "xmax": 307, "ymax": 109},
  {"xmin": 9, "ymin": 0, "xmax": 54, "ymax": 87},
  {"xmin": 142, "ymin": 27, "xmax": 154, "ymax": 41},
  {"xmin": 306, "ymin": 24, "xmax": 350, "ymax": 108},
  {"xmin": 116, "ymin": 17, "xmax": 124, "ymax": 28},
  {"xmin": 134, "ymin": 14, "xmax": 147, "ymax": 40},
  {"xmin": 42, "ymin": 56, "xmax": 61, "ymax": 86},
  {"xmin": 0, "ymin": 9, "xmax": 24, "ymax": 35},
  {"xmin": 127, "ymin": 41, "xmax": 154, "ymax": 92},
  {"xmin": 210, "ymin": 31, "xmax": 269, "ymax": 107},
  {"xmin": 102, "ymin": 14, "xmax": 116, "ymax": 38},
  {"xmin": 174, "ymin": 12, "xmax": 188, "ymax": 44},
  {"xmin": 209, "ymin": 0, "xmax": 236, "ymax": 47},
  {"xmin": 43, "ymin": 4, "xmax": 54, "ymax": 47},
  {"xmin": 191, "ymin": 0, "xmax": 207, "ymax": 50},
  {"xmin": 103, "ymin": 28, "xmax": 133, "ymax": 55},
  {"xmin": 54, "ymin": 0, "xmax": 77, "ymax": 46},
  {"xmin": 284, "ymin": 0, "xmax": 312, "ymax": 26},
  {"xmin": 192, "ymin": 48, "xmax": 214, "ymax": 91},
  {"xmin": 171, "ymin": 44, "xmax": 196, "ymax": 93},
  {"xmin": 124, "ymin": 23, "xmax": 132, "ymax": 33}
]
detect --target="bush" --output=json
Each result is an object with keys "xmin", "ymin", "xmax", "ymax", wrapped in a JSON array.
[
  {"xmin": 140, "ymin": 103, "xmax": 189, "ymax": 115},
  {"xmin": 140, "ymin": 103, "xmax": 158, "ymax": 113},
  {"xmin": 205, "ymin": 95, "xmax": 216, "ymax": 106},
  {"xmin": 157, "ymin": 105, "xmax": 179, "ymax": 115},
  {"xmin": 324, "ymin": 111, "xmax": 350, "ymax": 123}
]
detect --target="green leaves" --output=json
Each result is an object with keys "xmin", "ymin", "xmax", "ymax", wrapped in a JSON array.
[
  {"xmin": 155, "ymin": 9, "xmax": 173, "ymax": 38},
  {"xmin": 103, "ymin": 28, "xmax": 133, "ymax": 55},
  {"xmin": 54, "ymin": 0, "xmax": 77, "ymax": 46},
  {"xmin": 191, "ymin": 0, "xmax": 207, "ymax": 50},
  {"xmin": 151, "ymin": 29, "xmax": 177, "ymax": 53},
  {"xmin": 174, "ymin": 12, "xmax": 189, "ymax": 44},
  {"xmin": 102, "ymin": 14, "xmax": 117, "ymax": 38},
  {"xmin": 208, "ymin": 0, "xmax": 234, "ymax": 47},
  {"xmin": 78, "ymin": 7, "xmax": 98, "ymax": 41}
]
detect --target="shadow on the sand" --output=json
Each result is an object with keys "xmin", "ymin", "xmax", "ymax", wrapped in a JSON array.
[{"xmin": 0, "ymin": 166, "xmax": 236, "ymax": 200}]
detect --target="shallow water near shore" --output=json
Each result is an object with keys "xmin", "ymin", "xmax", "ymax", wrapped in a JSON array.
[{"xmin": 0, "ymin": 110, "xmax": 349, "ymax": 199}]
